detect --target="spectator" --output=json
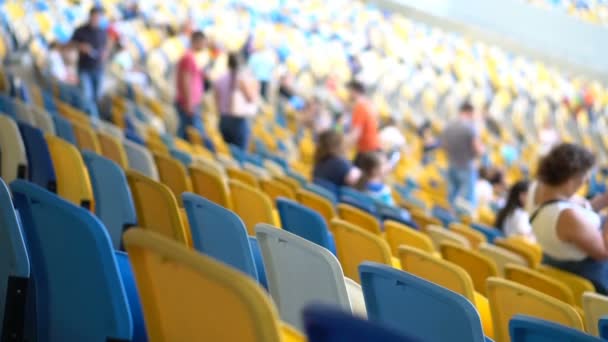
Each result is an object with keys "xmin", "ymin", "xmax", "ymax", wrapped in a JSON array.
[
  {"xmin": 313, "ymin": 130, "xmax": 361, "ymax": 188},
  {"xmin": 527, "ymin": 143, "xmax": 608, "ymax": 294},
  {"xmin": 419, "ymin": 120, "xmax": 439, "ymax": 164},
  {"xmin": 442, "ymin": 102, "xmax": 484, "ymax": 207},
  {"xmin": 175, "ymin": 31, "xmax": 207, "ymax": 139},
  {"xmin": 47, "ymin": 41, "xmax": 77, "ymax": 85},
  {"xmin": 345, "ymin": 80, "xmax": 381, "ymax": 167},
  {"xmin": 247, "ymin": 42, "xmax": 277, "ymax": 100},
  {"xmin": 214, "ymin": 52, "xmax": 259, "ymax": 150},
  {"xmin": 379, "ymin": 117, "xmax": 406, "ymax": 167},
  {"xmin": 111, "ymin": 41, "xmax": 148, "ymax": 91},
  {"xmin": 71, "ymin": 6, "xmax": 109, "ymax": 104},
  {"xmin": 355, "ymin": 152, "xmax": 395, "ymax": 206},
  {"xmin": 301, "ymin": 95, "xmax": 332, "ymax": 136},
  {"xmin": 495, "ymin": 181, "xmax": 536, "ymax": 242}
]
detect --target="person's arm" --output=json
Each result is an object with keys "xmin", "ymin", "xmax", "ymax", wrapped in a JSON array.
[
  {"xmin": 344, "ymin": 167, "xmax": 362, "ymax": 186},
  {"xmin": 180, "ymin": 72, "xmax": 193, "ymax": 114},
  {"xmin": 589, "ymin": 192, "xmax": 608, "ymax": 212},
  {"xmin": 238, "ymin": 76, "xmax": 259, "ymax": 103},
  {"xmin": 472, "ymin": 135, "xmax": 484, "ymax": 157},
  {"xmin": 557, "ymin": 208, "xmax": 608, "ymax": 260}
]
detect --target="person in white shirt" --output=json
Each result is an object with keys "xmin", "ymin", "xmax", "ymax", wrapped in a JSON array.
[
  {"xmin": 495, "ymin": 180, "xmax": 535, "ymax": 242},
  {"xmin": 47, "ymin": 41, "xmax": 77, "ymax": 84}
]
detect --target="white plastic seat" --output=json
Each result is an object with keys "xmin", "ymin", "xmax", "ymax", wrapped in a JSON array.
[
  {"xmin": 123, "ymin": 139, "xmax": 159, "ymax": 181},
  {"xmin": 478, "ymin": 243, "xmax": 528, "ymax": 276},
  {"xmin": 30, "ymin": 106, "xmax": 55, "ymax": 135}
]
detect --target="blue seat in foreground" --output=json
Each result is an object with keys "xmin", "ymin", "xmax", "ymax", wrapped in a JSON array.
[
  {"xmin": 277, "ymin": 198, "xmax": 336, "ymax": 255},
  {"xmin": 510, "ymin": 315, "xmax": 601, "ymax": 342},
  {"xmin": 598, "ymin": 316, "xmax": 608, "ymax": 340},
  {"xmin": 10, "ymin": 180, "xmax": 132, "ymax": 341},
  {"xmin": 18, "ymin": 122, "xmax": 57, "ymax": 192}
]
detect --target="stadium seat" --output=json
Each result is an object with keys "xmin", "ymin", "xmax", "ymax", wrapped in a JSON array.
[
  {"xmin": 260, "ymin": 178, "xmax": 296, "ymax": 202},
  {"xmin": 170, "ymin": 149, "xmax": 193, "ymax": 167},
  {"xmin": 600, "ymin": 317, "xmax": 608, "ymax": 339},
  {"xmin": 0, "ymin": 114, "xmax": 27, "ymax": 182},
  {"xmin": 410, "ymin": 209, "xmax": 442, "ymax": 232},
  {"xmin": 97, "ymin": 131, "xmax": 129, "ymax": 169},
  {"xmin": 29, "ymin": 105, "xmax": 55, "ymax": 135},
  {"xmin": 72, "ymin": 122, "xmax": 101, "ymax": 154},
  {"xmin": 124, "ymin": 139, "xmax": 159, "ymax": 181},
  {"xmin": 427, "ymin": 225, "xmax": 470, "ymax": 249},
  {"xmin": 277, "ymin": 198, "xmax": 336, "ymax": 254},
  {"xmin": 331, "ymin": 219, "xmax": 395, "ymax": 283},
  {"xmin": 11, "ymin": 180, "xmax": 132, "ymax": 341},
  {"xmin": 0, "ymin": 178, "xmax": 29, "ymax": 341},
  {"xmin": 229, "ymin": 180, "xmax": 276, "ymax": 234},
  {"xmin": 582, "ymin": 292, "xmax": 608, "ymax": 336},
  {"xmin": 538, "ymin": 265, "xmax": 594, "ymax": 308},
  {"xmin": 18, "ymin": 122, "xmax": 56, "ymax": 192},
  {"xmin": 227, "ymin": 167, "xmax": 259, "ymax": 188},
  {"xmin": 83, "ymin": 151, "xmax": 136, "ymax": 250},
  {"xmin": 154, "ymin": 153, "xmax": 192, "ymax": 206},
  {"xmin": 487, "ymin": 277, "xmax": 583, "ymax": 342},
  {"xmin": 248, "ymin": 236, "xmax": 269, "ymax": 289},
  {"xmin": 449, "ymin": 223, "xmax": 487, "ymax": 248},
  {"xmin": 51, "ymin": 114, "xmax": 76, "ymax": 145},
  {"xmin": 46, "ymin": 135, "xmax": 94, "ymax": 211},
  {"xmin": 505, "ymin": 264, "xmax": 576, "ymax": 306},
  {"xmin": 360, "ymin": 262, "xmax": 487, "ymax": 342},
  {"xmin": 277, "ymin": 175, "xmax": 302, "ymax": 194},
  {"xmin": 182, "ymin": 193, "xmax": 259, "ymax": 281},
  {"xmin": 189, "ymin": 163, "xmax": 232, "ymax": 209},
  {"xmin": 256, "ymin": 224, "xmax": 353, "ymax": 330},
  {"xmin": 126, "ymin": 170, "xmax": 190, "ymax": 246},
  {"xmin": 509, "ymin": 315, "xmax": 601, "ymax": 342},
  {"xmin": 303, "ymin": 183, "xmax": 337, "ymax": 204},
  {"xmin": 478, "ymin": 243, "xmax": 528, "ymax": 276},
  {"xmin": 314, "ymin": 178, "xmax": 339, "ymax": 197},
  {"xmin": 495, "ymin": 238, "xmax": 542, "ymax": 268},
  {"xmin": 338, "ymin": 203, "xmax": 382, "ymax": 235},
  {"xmin": 296, "ymin": 189, "xmax": 336, "ymax": 225},
  {"xmin": 123, "ymin": 228, "xmax": 304, "ymax": 342},
  {"xmin": 470, "ymin": 223, "xmax": 504, "ymax": 243},
  {"xmin": 384, "ymin": 220, "xmax": 436, "ymax": 256},
  {"xmin": 302, "ymin": 303, "xmax": 415, "ymax": 342},
  {"xmin": 440, "ymin": 241, "xmax": 498, "ymax": 296},
  {"xmin": 114, "ymin": 251, "xmax": 147, "ymax": 342}
]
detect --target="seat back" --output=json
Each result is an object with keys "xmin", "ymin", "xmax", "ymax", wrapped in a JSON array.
[
  {"xmin": 51, "ymin": 114, "xmax": 76, "ymax": 145},
  {"xmin": 256, "ymin": 225, "xmax": 350, "ymax": 330},
  {"xmin": 582, "ymin": 292, "xmax": 608, "ymax": 336},
  {"xmin": 154, "ymin": 153, "xmax": 192, "ymax": 206},
  {"xmin": 0, "ymin": 179, "xmax": 30, "ymax": 341},
  {"xmin": 331, "ymin": 220, "xmax": 392, "ymax": 283},
  {"xmin": 303, "ymin": 183, "xmax": 337, "ymax": 204},
  {"xmin": 229, "ymin": 180, "xmax": 275, "ymax": 234},
  {"xmin": 509, "ymin": 315, "xmax": 601, "ymax": 342},
  {"xmin": 126, "ymin": 170, "xmax": 189, "ymax": 245},
  {"xmin": 11, "ymin": 180, "xmax": 132, "ymax": 341},
  {"xmin": 182, "ymin": 193, "xmax": 258, "ymax": 280},
  {"xmin": 123, "ymin": 228, "xmax": 283, "ymax": 342},
  {"xmin": 83, "ymin": 152, "xmax": 136, "ymax": 249},
  {"xmin": 46, "ymin": 135, "xmax": 94, "ymax": 211},
  {"xmin": 384, "ymin": 220, "xmax": 435, "ymax": 255},
  {"xmin": 277, "ymin": 198, "xmax": 334, "ymax": 252},
  {"xmin": 296, "ymin": 189, "xmax": 335, "ymax": 225},
  {"xmin": 124, "ymin": 139, "xmax": 159, "ymax": 181},
  {"xmin": 260, "ymin": 178, "xmax": 296, "ymax": 202},
  {"xmin": 410, "ymin": 210, "xmax": 442, "ymax": 232},
  {"xmin": 0, "ymin": 114, "xmax": 28, "ymax": 182},
  {"xmin": 189, "ymin": 164, "xmax": 232, "ymax": 209},
  {"xmin": 30, "ymin": 105, "xmax": 55, "ymax": 135},
  {"xmin": 487, "ymin": 277, "xmax": 583, "ymax": 342},
  {"xmin": 495, "ymin": 238, "xmax": 542, "ymax": 268},
  {"xmin": 360, "ymin": 262, "xmax": 486, "ymax": 342},
  {"xmin": 227, "ymin": 167, "xmax": 259, "ymax": 188},
  {"xmin": 449, "ymin": 223, "xmax": 487, "ymax": 248},
  {"xmin": 72, "ymin": 122, "xmax": 101, "ymax": 154},
  {"xmin": 98, "ymin": 131, "xmax": 128, "ymax": 169},
  {"xmin": 538, "ymin": 265, "xmax": 594, "ymax": 308},
  {"xmin": 505, "ymin": 264, "xmax": 575, "ymax": 305},
  {"xmin": 600, "ymin": 317, "xmax": 608, "ymax": 339},
  {"xmin": 337, "ymin": 204, "xmax": 381, "ymax": 235},
  {"xmin": 398, "ymin": 245, "xmax": 476, "ymax": 302},
  {"xmin": 114, "ymin": 251, "xmax": 147, "ymax": 342},
  {"xmin": 427, "ymin": 225, "xmax": 470, "ymax": 250},
  {"xmin": 18, "ymin": 122, "xmax": 56, "ymax": 192},
  {"xmin": 478, "ymin": 243, "xmax": 527, "ymax": 276},
  {"xmin": 440, "ymin": 241, "xmax": 498, "ymax": 296},
  {"xmin": 302, "ymin": 303, "xmax": 416, "ymax": 342}
]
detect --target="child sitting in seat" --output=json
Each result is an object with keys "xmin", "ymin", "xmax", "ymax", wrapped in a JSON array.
[
  {"xmin": 313, "ymin": 130, "xmax": 362, "ymax": 188},
  {"xmin": 355, "ymin": 151, "xmax": 394, "ymax": 205}
]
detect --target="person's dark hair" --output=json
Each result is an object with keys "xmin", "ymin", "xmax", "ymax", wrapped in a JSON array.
[
  {"xmin": 227, "ymin": 52, "xmax": 242, "ymax": 95},
  {"xmin": 49, "ymin": 41, "xmax": 59, "ymax": 50},
  {"xmin": 347, "ymin": 80, "xmax": 366, "ymax": 95},
  {"xmin": 459, "ymin": 101, "xmax": 474, "ymax": 114},
  {"xmin": 537, "ymin": 143, "xmax": 595, "ymax": 186},
  {"xmin": 355, "ymin": 152, "xmax": 382, "ymax": 190},
  {"xmin": 314, "ymin": 130, "xmax": 345, "ymax": 164},
  {"xmin": 495, "ymin": 180, "xmax": 529, "ymax": 231},
  {"xmin": 90, "ymin": 6, "xmax": 104, "ymax": 16},
  {"xmin": 191, "ymin": 31, "xmax": 206, "ymax": 43}
]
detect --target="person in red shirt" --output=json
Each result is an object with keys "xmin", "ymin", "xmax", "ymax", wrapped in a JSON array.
[
  {"xmin": 345, "ymin": 80, "xmax": 381, "ymax": 167},
  {"xmin": 175, "ymin": 31, "xmax": 207, "ymax": 139}
]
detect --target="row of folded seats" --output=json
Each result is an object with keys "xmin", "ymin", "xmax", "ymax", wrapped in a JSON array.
[{"xmin": 3, "ymin": 98, "xmax": 608, "ymax": 341}]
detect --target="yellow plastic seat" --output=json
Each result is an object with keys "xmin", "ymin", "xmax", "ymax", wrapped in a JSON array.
[
  {"xmin": 227, "ymin": 167, "xmax": 259, "ymax": 188},
  {"xmin": 186, "ymin": 126, "xmax": 203, "ymax": 146},
  {"xmin": 97, "ymin": 132, "xmax": 128, "ymax": 169},
  {"xmin": 260, "ymin": 178, "xmax": 296, "ymax": 202},
  {"xmin": 72, "ymin": 122, "xmax": 101, "ymax": 154},
  {"xmin": 154, "ymin": 154, "xmax": 193, "ymax": 206},
  {"xmin": 440, "ymin": 241, "xmax": 498, "ymax": 296},
  {"xmin": 229, "ymin": 180, "xmax": 276, "ymax": 235},
  {"xmin": 449, "ymin": 223, "xmax": 487, "ymax": 249},
  {"xmin": 427, "ymin": 225, "xmax": 470, "ymax": 250},
  {"xmin": 505, "ymin": 264, "xmax": 576, "ymax": 306},
  {"xmin": 495, "ymin": 237, "xmax": 542, "ymax": 268},
  {"xmin": 123, "ymin": 229, "xmax": 304, "ymax": 342},
  {"xmin": 538, "ymin": 265, "xmax": 595, "ymax": 308},
  {"xmin": 276, "ymin": 176, "xmax": 301, "ymax": 194},
  {"xmin": 337, "ymin": 203, "xmax": 382, "ymax": 235},
  {"xmin": 398, "ymin": 245, "xmax": 494, "ymax": 338},
  {"xmin": 478, "ymin": 243, "xmax": 528, "ymax": 276},
  {"xmin": 296, "ymin": 189, "xmax": 335, "ymax": 225},
  {"xmin": 45, "ymin": 136, "xmax": 95, "ymax": 211},
  {"xmin": 487, "ymin": 277, "xmax": 583, "ymax": 342},
  {"xmin": 189, "ymin": 163, "xmax": 232, "ymax": 209},
  {"xmin": 582, "ymin": 292, "xmax": 608, "ymax": 336},
  {"xmin": 126, "ymin": 170, "xmax": 190, "ymax": 246},
  {"xmin": 410, "ymin": 209, "xmax": 442, "ymax": 232},
  {"xmin": 331, "ymin": 219, "xmax": 396, "ymax": 283},
  {"xmin": 384, "ymin": 220, "xmax": 436, "ymax": 256}
]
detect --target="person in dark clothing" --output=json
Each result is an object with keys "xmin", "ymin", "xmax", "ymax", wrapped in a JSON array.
[{"xmin": 313, "ymin": 130, "xmax": 361, "ymax": 188}]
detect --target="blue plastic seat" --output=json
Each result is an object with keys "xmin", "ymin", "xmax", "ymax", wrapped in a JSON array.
[
  {"xmin": 18, "ymin": 122, "xmax": 57, "ymax": 193},
  {"xmin": 303, "ymin": 303, "xmax": 417, "ymax": 342},
  {"xmin": 182, "ymin": 193, "xmax": 259, "ymax": 282},
  {"xmin": 10, "ymin": 180, "xmax": 132, "ymax": 341},
  {"xmin": 170, "ymin": 149, "xmax": 193, "ymax": 167},
  {"xmin": 599, "ymin": 316, "xmax": 608, "ymax": 339},
  {"xmin": 0, "ymin": 178, "xmax": 30, "ymax": 341},
  {"xmin": 277, "ymin": 198, "xmax": 336, "ymax": 254},
  {"xmin": 83, "ymin": 151, "xmax": 137, "ymax": 250},
  {"xmin": 431, "ymin": 206, "xmax": 456, "ymax": 226},
  {"xmin": 229, "ymin": 144, "xmax": 246, "ymax": 165},
  {"xmin": 340, "ymin": 187, "xmax": 377, "ymax": 214},
  {"xmin": 248, "ymin": 236, "xmax": 268, "ymax": 290},
  {"xmin": 304, "ymin": 183, "xmax": 337, "ymax": 204},
  {"xmin": 286, "ymin": 169, "xmax": 307, "ymax": 185},
  {"xmin": 314, "ymin": 178, "xmax": 339, "ymax": 197},
  {"xmin": 510, "ymin": 315, "xmax": 601, "ymax": 342},
  {"xmin": 0, "ymin": 94, "xmax": 17, "ymax": 119},
  {"xmin": 378, "ymin": 205, "xmax": 418, "ymax": 229},
  {"xmin": 51, "ymin": 115, "xmax": 76, "ymax": 145},
  {"xmin": 115, "ymin": 251, "xmax": 147, "ymax": 342},
  {"xmin": 359, "ymin": 262, "xmax": 486, "ymax": 342},
  {"xmin": 471, "ymin": 223, "xmax": 504, "ymax": 243}
]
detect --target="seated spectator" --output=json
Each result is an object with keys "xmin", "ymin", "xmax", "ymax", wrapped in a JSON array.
[
  {"xmin": 111, "ymin": 41, "xmax": 148, "ymax": 90},
  {"xmin": 528, "ymin": 143, "xmax": 608, "ymax": 294},
  {"xmin": 418, "ymin": 120, "xmax": 439, "ymax": 164},
  {"xmin": 301, "ymin": 95, "xmax": 332, "ymax": 136},
  {"xmin": 495, "ymin": 181, "xmax": 536, "ymax": 242},
  {"xmin": 313, "ymin": 130, "xmax": 361, "ymax": 188},
  {"xmin": 355, "ymin": 151, "xmax": 394, "ymax": 205},
  {"xmin": 47, "ymin": 41, "xmax": 78, "ymax": 85}
]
